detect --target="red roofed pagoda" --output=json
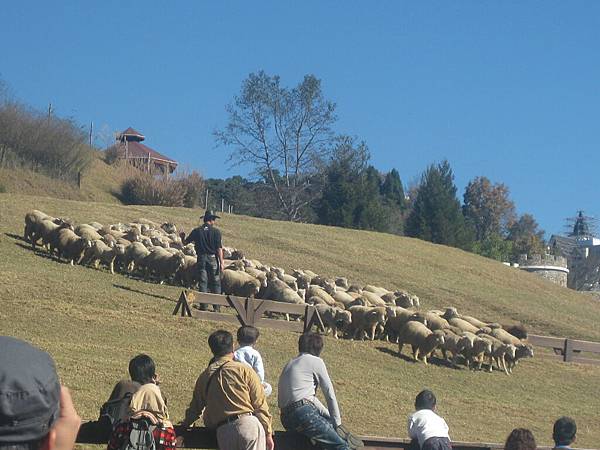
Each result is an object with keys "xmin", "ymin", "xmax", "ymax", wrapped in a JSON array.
[{"xmin": 109, "ymin": 127, "xmax": 178, "ymax": 174}]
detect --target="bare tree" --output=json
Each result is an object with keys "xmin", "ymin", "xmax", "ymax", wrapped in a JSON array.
[{"xmin": 215, "ymin": 71, "xmax": 336, "ymax": 221}]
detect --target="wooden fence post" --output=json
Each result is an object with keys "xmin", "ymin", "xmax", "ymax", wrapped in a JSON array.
[{"xmin": 564, "ymin": 339, "xmax": 574, "ymax": 363}]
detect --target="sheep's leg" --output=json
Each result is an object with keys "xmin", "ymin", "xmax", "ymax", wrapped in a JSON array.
[
  {"xmin": 109, "ymin": 259, "xmax": 115, "ymax": 274},
  {"xmin": 487, "ymin": 356, "xmax": 494, "ymax": 372},
  {"xmin": 398, "ymin": 342, "xmax": 404, "ymax": 356},
  {"xmin": 500, "ymin": 356, "xmax": 509, "ymax": 375},
  {"xmin": 412, "ymin": 346, "xmax": 420, "ymax": 362},
  {"xmin": 369, "ymin": 325, "xmax": 376, "ymax": 341}
]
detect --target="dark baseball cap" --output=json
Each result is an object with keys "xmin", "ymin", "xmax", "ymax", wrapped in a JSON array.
[{"xmin": 0, "ymin": 337, "xmax": 61, "ymax": 443}]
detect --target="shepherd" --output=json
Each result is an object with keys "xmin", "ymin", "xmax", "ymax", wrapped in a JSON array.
[{"xmin": 182, "ymin": 209, "xmax": 224, "ymax": 311}]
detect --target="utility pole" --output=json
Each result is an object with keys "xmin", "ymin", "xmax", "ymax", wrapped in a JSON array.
[
  {"xmin": 89, "ymin": 122, "xmax": 93, "ymax": 147},
  {"xmin": 221, "ymin": 198, "xmax": 224, "ymax": 213},
  {"xmin": 205, "ymin": 189, "xmax": 209, "ymax": 209}
]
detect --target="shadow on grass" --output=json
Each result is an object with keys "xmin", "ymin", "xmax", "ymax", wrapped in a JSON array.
[
  {"xmin": 5, "ymin": 232, "xmax": 25, "ymax": 242},
  {"xmin": 375, "ymin": 346, "xmax": 463, "ymax": 369},
  {"xmin": 13, "ymin": 241, "xmax": 60, "ymax": 261},
  {"xmin": 113, "ymin": 284, "xmax": 176, "ymax": 303}
]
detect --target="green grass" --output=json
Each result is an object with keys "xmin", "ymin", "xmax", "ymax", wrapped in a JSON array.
[{"xmin": 1, "ymin": 193, "xmax": 599, "ymax": 448}]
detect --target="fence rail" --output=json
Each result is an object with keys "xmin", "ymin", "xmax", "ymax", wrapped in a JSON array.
[
  {"xmin": 77, "ymin": 423, "xmax": 597, "ymax": 450},
  {"xmin": 528, "ymin": 334, "xmax": 600, "ymax": 366}
]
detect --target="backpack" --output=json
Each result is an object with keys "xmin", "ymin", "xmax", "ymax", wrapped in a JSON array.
[
  {"xmin": 121, "ymin": 417, "xmax": 157, "ymax": 450},
  {"xmin": 100, "ymin": 392, "xmax": 133, "ymax": 429}
]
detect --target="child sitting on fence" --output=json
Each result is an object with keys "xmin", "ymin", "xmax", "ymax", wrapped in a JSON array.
[
  {"xmin": 407, "ymin": 389, "xmax": 451, "ymax": 450},
  {"xmin": 233, "ymin": 325, "xmax": 273, "ymax": 396}
]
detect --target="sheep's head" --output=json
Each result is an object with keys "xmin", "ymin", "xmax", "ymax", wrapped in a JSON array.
[
  {"xmin": 411, "ymin": 295, "xmax": 420, "ymax": 308},
  {"xmin": 442, "ymin": 307, "xmax": 459, "ymax": 320},
  {"xmin": 271, "ymin": 267, "xmax": 285, "ymax": 278},
  {"xmin": 161, "ymin": 222, "xmax": 177, "ymax": 234},
  {"xmin": 243, "ymin": 280, "xmax": 260, "ymax": 297},
  {"xmin": 323, "ymin": 280, "xmax": 337, "ymax": 295},
  {"xmin": 335, "ymin": 310, "xmax": 352, "ymax": 325},
  {"xmin": 347, "ymin": 284, "xmax": 362, "ymax": 294},
  {"xmin": 516, "ymin": 344, "xmax": 534, "ymax": 359},
  {"xmin": 335, "ymin": 277, "xmax": 349, "ymax": 289},
  {"xmin": 504, "ymin": 344, "xmax": 517, "ymax": 359}
]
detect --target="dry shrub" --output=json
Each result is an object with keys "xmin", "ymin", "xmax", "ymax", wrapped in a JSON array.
[{"xmin": 121, "ymin": 170, "xmax": 204, "ymax": 207}]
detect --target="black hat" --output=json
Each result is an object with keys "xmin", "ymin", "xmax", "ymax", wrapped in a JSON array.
[
  {"xmin": 0, "ymin": 337, "xmax": 61, "ymax": 443},
  {"xmin": 203, "ymin": 210, "xmax": 220, "ymax": 221}
]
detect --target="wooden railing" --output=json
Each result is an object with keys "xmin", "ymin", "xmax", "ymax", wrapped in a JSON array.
[
  {"xmin": 528, "ymin": 334, "xmax": 600, "ymax": 366},
  {"xmin": 172, "ymin": 291, "xmax": 324, "ymax": 333}
]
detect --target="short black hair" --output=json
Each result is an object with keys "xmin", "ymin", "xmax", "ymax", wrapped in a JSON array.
[
  {"xmin": 209, "ymin": 330, "xmax": 234, "ymax": 357},
  {"xmin": 415, "ymin": 389, "xmax": 436, "ymax": 411},
  {"xmin": 128, "ymin": 354, "xmax": 156, "ymax": 385},
  {"xmin": 237, "ymin": 326, "xmax": 260, "ymax": 346},
  {"xmin": 298, "ymin": 332, "xmax": 324, "ymax": 357},
  {"xmin": 553, "ymin": 416, "xmax": 577, "ymax": 446}
]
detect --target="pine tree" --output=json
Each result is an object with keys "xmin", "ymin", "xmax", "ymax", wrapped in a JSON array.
[
  {"xmin": 405, "ymin": 160, "xmax": 473, "ymax": 249},
  {"xmin": 381, "ymin": 169, "xmax": 406, "ymax": 210}
]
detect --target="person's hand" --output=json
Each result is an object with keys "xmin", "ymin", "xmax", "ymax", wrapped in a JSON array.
[
  {"xmin": 51, "ymin": 387, "xmax": 81, "ymax": 450},
  {"xmin": 153, "ymin": 373, "xmax": 161, "ymax": 385},
  {"xmin": 175, "ymin": 436, "xmax": 185, "ymax": 447},
  {"xmin": 179, "ymin": 231, "xmax": 186, "ymax": 240},
  {"xmin": 266, "ymin": 433, "xmax": 275, "ymax": 450}
]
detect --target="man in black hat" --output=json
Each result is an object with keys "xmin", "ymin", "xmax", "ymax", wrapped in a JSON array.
[
  {"xmin": 0, "ymin": 336, "xmax": 81, "ymax": 450},
  {"xmin": 182, "ymin": 210, "xmax": 224, "ymax": 311}
]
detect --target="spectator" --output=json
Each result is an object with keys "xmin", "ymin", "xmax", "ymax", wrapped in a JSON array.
[
  {"xmin": 0, "ymin": 336, "xmax": 81, "ymax": 450},
  {"xmin": 182, "ymin": 210, "xmax": 224, "ymax": 312},
  {"xmin": 504, "ymin": 428, "xmax": 537, "ymax": 450},
  {"xmin": 234, "ymin": 326, "xmax": 273, "ymax": 396},
  {"xmin": 553, "ymin": 417, "xmax": 577, "ymax": 449},
  {"xmin": 181, "ymin": 330, "xmax": 274, "ymax": 450},
  {"xmin": 278, "ymin": 332, "xmax": 361, "ymax": 450},
  {"xmin": 407, "ymin": 390, "xmax": 451, "ymax": 450},
  {"xmin": 107, "ymin": 383, "xmax": 175, "ymax": 450}
]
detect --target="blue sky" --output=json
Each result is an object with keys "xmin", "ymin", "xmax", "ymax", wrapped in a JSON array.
[{"xmin": 1, "ymin": 1, "xmax": 599, "ymax": 236}]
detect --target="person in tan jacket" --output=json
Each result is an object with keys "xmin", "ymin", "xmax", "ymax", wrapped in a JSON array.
[{"xmin": 181, "ymin": 330, "xmax": 274, "ymax": 450}]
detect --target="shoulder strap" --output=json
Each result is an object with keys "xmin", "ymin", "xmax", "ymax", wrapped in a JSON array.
[{"xmin": 204, "ymin": 361, "xmax": 230, "ymax": 399}]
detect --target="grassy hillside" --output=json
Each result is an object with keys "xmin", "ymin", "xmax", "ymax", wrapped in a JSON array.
[
  {"xmin": 1, "ymin": 193, "xmax": 599, "ymax": 447},
  {"xmin": 0, "ymin": 152, "xmax": 133, "ymax": 204}
]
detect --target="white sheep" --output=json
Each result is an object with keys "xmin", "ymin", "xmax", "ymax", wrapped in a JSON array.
[
  {"xmin": 222, "ymin": 269, "xmax": 262, "ymax": 298},
  {"xmin": 397, "ymin": 321, "xmax": 445, "ymax": 364},
  {"xmin": 347, "ymin": 306, "xmax": 387, "ymax": 340},
  {"xmin": 315, "ymin": 304, "xmax": 352, "ymax": 339}
]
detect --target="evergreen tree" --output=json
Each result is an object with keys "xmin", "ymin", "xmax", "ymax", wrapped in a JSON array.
[
  {"xmin": 381, "ymin": 169, "xmax": 406, "ymax": 210},
  {"xmin": 405, "ymin": 160, "xmax": 474, "ymax": 249}
]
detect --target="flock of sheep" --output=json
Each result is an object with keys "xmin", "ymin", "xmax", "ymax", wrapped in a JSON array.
[{"xmin": 23, "ymin": 209, "xmax": 534, "ymax": 375}]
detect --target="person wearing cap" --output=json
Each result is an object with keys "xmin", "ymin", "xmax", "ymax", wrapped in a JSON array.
[
  {"xmin": 0, "ymin": 336, "xmax": 81, "ymax": 450},
  {"xmin": 182, "ymin": 210, "xmax": 224, "ymax": 311},
  {"xmin": 180, "ymin": 330, "xmax": 274, "ymax": 450}
]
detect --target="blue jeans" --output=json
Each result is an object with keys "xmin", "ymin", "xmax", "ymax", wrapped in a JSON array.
[
  {"xmin": 197, "ymin": 254, "xmax": 221, "ymax": 311},
  {"xmin": 281, "ymin": 403, "xmax": 349, "ymax": 450}
]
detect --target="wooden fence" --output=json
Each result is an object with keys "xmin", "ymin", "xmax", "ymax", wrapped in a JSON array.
[
  {"xmin": 76, "ymin": 423, "xmax": 598, "ymax": 450},
  {"xmin": 528, "ymin": 334, "xmax": 600, "ymax": 366},
  {"xmin": 172, "ymin": 291, "xmax": 324, "ymax": 333}
]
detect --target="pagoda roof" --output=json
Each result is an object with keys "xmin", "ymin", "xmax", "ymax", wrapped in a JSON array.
[
  {"xmin": 120, "ymin": 127, "xmax": 145, "ymax": 142},
  {"xmin": 120, "ymin": 140, "xmax": 177, "ymax": 164}
]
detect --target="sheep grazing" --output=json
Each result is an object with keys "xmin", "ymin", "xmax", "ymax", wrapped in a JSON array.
[
  {"xmin": 221, "ymin": 269, "xmax": 262, "ymax": 298},
  {"xmin": 24, "ymin": 210, "xmax": 52, "ymax": 244},
  {"xmin": 138, "ymin": 248, "xmax": 185, "ymax": 284},
  {"xmin": 448, "ymin": 317, "xmax": 480, "ymax": 334},
  {"xmin": 55, "ymin": 228, "xmax": 92, "ymax": 265},
  {"xmin": 382, "ymin": 309, "xmax": 426, "ymax": 343},
  {"xmin": 347, "ymin": 305, "xmax": 387, "ymax": 340},
  {"xmin": 332, "ymin": 290, "xmax": 355, "ymax": 308},
  {"xmin": 488, "ymin": 327, "xmax": 523, "ymax": 347},
  {"xmin": 74, "ymin": 224, "xmax": 102, "ymax": 242},
  {"xmin": 436, "ymin": 329, "xmax": 472, "ymax": 366},
  {"xmin": 176, "ymin": 255, "xmax": 198, "ymax": 288},
  {"xmin": 123, "ymin": 242, "xmax": 151, "ymax": 273},
  {"xmin": 261, "ymin": 274, "xmax": 304, "ymax": 305},
  {"xmin": 393, "ymin": 290, "xmax": 419, "ymax": 308},
  {"xmin": 477, "ymin": 334, "xmax": 516, "ymax": 374},
  {"xmin": 505, "ymin": 344, "xmax": 534, "ymax": 373},
  {"xmin": 461, "ymin": 332, "xmax": 493, "ymax": 370},
  {"xmin": 397, "ymin": 321, "xmax": 445, "ymax": 364},
  {"xmin": 306, "ymin": 285, "xmax": 336, "ymax": 306},
  {"xmin": 361, "ymin": 291, "xmax": 386, "ymax": 307},
  {"xmin": 83, "ymin": 240, "xmax": 120, "ymax": 274},
  {"xmin": 424, "ymin": 312, "xmax": 450, "ymax": 331},
  {"xmin": 315, "ymin": 304, "xmax": 352, "ymax": 339}
]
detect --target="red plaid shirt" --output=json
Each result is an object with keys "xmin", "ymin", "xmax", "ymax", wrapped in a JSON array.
[{"xmin": 107, "ymin": 421, "xmax": 177, "ymax": 450}]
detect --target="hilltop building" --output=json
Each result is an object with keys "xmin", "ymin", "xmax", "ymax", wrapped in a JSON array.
[
  {"xmin": 548, "ymin": 211, "xmax": 600, "ymax": 290},
  {"xmin": 107, "ymin": 127, "xmax": 178, "ymax": 174}
]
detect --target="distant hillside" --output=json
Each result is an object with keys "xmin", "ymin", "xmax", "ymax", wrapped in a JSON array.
[{"xmin": 0, "ymin": 151, "xmax": 132, "ymax": 203}]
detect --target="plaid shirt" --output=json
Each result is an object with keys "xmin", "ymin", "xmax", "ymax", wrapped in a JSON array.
[{"xmin": 107, "ymin": 421, "xmax": 177, "ymax": 450}]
